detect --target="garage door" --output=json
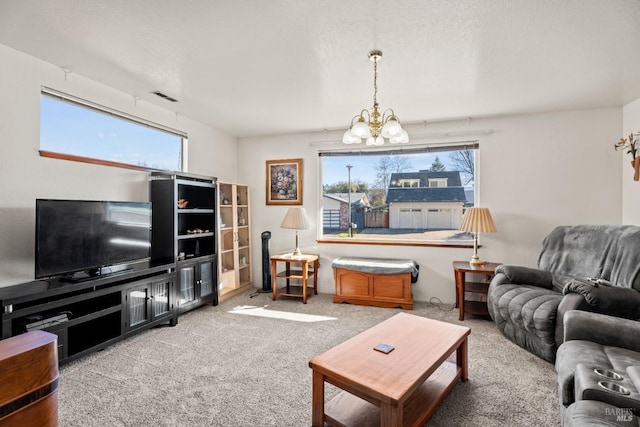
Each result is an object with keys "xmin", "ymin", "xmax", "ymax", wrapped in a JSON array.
[
  {"xmin": 399, "ymin": 208, "xmax": 423, "ymax": 228},
  {"xmin": 427, "ymin": 208, "xmax": 452, "ymax": 229},
  {"xmin": 323, "ymin": 209, "xmax": 340, "ymax": 229}
]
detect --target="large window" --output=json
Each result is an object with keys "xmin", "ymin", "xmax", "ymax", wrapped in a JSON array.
[
  {"xmin": 319, "ymin": 143, "xmax": 477, "ymax": 246},
  {"xmin": 40, "ymin": 88, "xmax": 184, "ymax": 171}
]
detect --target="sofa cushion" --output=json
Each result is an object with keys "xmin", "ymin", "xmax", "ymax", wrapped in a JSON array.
[
  {"xmin": 496, "ymin": 265, "xmax": 553, "ymax": 288},
  {"xmin": 538, "ymin": 225, "xmax": 640, "ymax": 290},
  {"xmin": 607, "ymin": 227, "xmax": 640, "ymax": 290},
  {"xmin": 563, "ymin": 280, "xmax": 640, "ymax": 319},
  {"xmin": 489, "ymin": 283, "xmax": 563, "ymax": 362},
  {"xmin": 538, "ymin": 225, "xmax": 622, "ymax": 279}
]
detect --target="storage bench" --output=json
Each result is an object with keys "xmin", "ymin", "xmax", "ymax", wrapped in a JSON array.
[{"xmin": 331, "ymin": 257, "xmax": 419, "ymax": 310}]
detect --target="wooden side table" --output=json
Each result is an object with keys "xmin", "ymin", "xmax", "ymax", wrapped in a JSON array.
[
  {"xmin": 453, "ymin": 261, "xmax": 501, "ymax": 320},
  {"xmin": 271, "ymin": 253, "xmax": 319, "ymax": 304}
]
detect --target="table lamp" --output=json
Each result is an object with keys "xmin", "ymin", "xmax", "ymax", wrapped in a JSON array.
[
  {"xmin": 458, "ymin": 207, "xmax": 497, "ymax": 265},
  {"xmin": 280, "ymin": 207, "xmax": 311, "ymax": 256}
]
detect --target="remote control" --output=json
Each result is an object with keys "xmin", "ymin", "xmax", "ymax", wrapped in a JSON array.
[{"xmin": 373, "ymin": 343, "xmax": 395, "ymax": 354}]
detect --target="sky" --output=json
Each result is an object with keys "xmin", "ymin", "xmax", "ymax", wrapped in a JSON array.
[
  {"xmin": 321, "ymin": 151, "xmax": 464, "ymax": 188},
  {"xmin": 40, "ymin": 95, "xmax": 182, "ymax": 170}
]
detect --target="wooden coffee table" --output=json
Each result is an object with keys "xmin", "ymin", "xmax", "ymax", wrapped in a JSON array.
[{"xmin": 309, "ymin": 312, "xmax": 471, "ymax": 427}]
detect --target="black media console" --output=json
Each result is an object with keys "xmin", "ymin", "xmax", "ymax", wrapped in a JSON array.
[
  {"xmin": 1, "ymin": 172, "xmax": 220, "ymax": 366},
  {"xmin": 0, "ymin": 261, "xmax": 176, "ymax": 365}
]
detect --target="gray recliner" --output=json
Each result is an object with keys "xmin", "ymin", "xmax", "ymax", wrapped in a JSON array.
[
  {"xmin": 557, "ymin": 310, "xmax": 640, "ymax": 426},
  {"xmin": 487, "ymin": 225, "xmax": 640, "ymax": 362}
]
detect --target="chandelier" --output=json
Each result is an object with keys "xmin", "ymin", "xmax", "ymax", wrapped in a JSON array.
[{"xmin": 342, "ymin": 50, "xmax": 409, "ymax": 146}]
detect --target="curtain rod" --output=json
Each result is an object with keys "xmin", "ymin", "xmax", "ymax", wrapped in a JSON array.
[
  {"xmin": 41, "ymin": 86, "xmax": 187, "ymax": 138},
  {"xmin": 318, "ymin": 141, "xmax": 480, "ymax": 157},
  {"xmin": 308, "ymin": 129, "xmax": 492, "ymax": 147}
]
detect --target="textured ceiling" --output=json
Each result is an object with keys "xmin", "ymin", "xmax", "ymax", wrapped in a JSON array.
[{"xmin": 1, "ymin": 0, "xmax": 639, "ymax": 137}]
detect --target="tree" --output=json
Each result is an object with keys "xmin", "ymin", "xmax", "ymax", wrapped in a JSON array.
[
  {"xmin": 447, "ymin": 150, "xmax": 475, "ymax": 184},
  {"xmin": 323, "ymin": 180, "xmax": 369, "ymax": 194},
  {"xmin": 373, "ymin": 156, "xmax": 412, "ymax": 192},
  {"xmin": 367, "ymin": 188, "xmax": 387, "ymax": 207},
  {"xmin": 429, "ymin": 156, "xmax": 446, "ymax": 172}
]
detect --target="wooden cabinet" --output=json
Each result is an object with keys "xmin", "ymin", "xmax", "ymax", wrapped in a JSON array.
[
  {"xmin": 124, "ymin": 274, "xmax": 174, "ymax": 332},
  {"xmin": 217, "ymin": 182, "xmax": 252, "ymax": 302},
  {"xmin": 176, "ymin": 255, "xmax": 217, "ymax": 314},
  {"xmin": 453, "ymin": 261, "xmax": 501, "ymax": 320},
  {"xmin": 333, "ymin": 268, "xmax": 413, "ymax": 310},
  {"xmin": 150, "ymin": 172, "xmax": 218, "ymax": 314},
  {"xmin": 0, "ymin": 264, "xmax": 176, "ymax": 365}
]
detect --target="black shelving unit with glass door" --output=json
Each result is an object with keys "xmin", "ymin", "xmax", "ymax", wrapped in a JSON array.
[{"xmin": 150, "ymin": 172, "xmax": 218, "ymax": 316}]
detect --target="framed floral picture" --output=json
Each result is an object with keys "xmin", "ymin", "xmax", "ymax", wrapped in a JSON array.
[{"xmin": 266, "ymin": 158, "xmax": 303, "ymax": 205}]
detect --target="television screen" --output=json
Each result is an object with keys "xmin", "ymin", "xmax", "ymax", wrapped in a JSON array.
[{"xmin": 35, "ymin": 199, "xmax": 152, "ymax": 279}]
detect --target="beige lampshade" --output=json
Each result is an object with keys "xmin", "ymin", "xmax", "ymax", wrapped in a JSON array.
[
  {"xmin": 280, "ymin": 207, "xmax": 311, "ymax": 230},
  {"xmin": 459, "ymin": 207, "xmax": 497, "ymax": 233}
]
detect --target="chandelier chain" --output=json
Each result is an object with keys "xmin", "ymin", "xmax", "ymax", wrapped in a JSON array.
[{"xmin": 373, "ymin": 56, "xmax": 378, "ymax": 106}]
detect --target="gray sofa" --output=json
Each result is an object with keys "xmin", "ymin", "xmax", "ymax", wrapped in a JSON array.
[
  {"xmin": 557, "ymin": 310, "xmax": 640, "ymax": 426},
  {"xmin": 487, "ymin": 225, "xmax": 640, "ymax": 362}
]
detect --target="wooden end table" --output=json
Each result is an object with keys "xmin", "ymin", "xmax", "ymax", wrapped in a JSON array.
[
  {"xmin": 309, "ymin": 312, "xmax": 470, "ymax": 427},
  {"xmin": 271, "ymin": 253, "xmax": 319, "ymax": 304},
  {"xmin": 452, "ymin": 261, "xmax": 501, "ymax": 321}
]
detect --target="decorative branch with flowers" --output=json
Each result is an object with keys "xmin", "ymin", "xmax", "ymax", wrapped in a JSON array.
[{"xmin": 615, "ymin": 132, "xmax": 640, "ymax": 181}]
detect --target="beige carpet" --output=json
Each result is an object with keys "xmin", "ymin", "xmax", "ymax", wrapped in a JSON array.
[{"xmin": 58, "ymin": 291, "xmax": 560, "ymax": 426}]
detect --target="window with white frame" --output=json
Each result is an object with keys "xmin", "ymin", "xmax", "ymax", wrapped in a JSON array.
[
  {"xmin": 428, "ymin": 178, "xmax": 448, "ymax": 187},
  {"xmin": 40, "ymin": 88, "xmax": 185, "ymax": 171},
  {"xmin": 319, "ymin": 143, "xmax": 478, "ymax": 245},
  {"xmin": 400, "ymin": 179, "xmax": 420, "ymax": 188}
]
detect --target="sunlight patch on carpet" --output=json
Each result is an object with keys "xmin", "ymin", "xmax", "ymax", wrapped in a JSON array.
[{"xmin": 229, "ymin": 305, "xmax": 337, "ymax": 322}]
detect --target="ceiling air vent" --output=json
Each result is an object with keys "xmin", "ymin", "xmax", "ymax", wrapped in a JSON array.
[{"xmin": 151, "ymin": 91, "xmax": 178, "ymax": 102}]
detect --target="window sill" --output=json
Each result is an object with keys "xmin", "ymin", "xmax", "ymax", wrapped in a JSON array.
[
  {"xmin": 317, "ymin": 238, "xmax": 474, "ymax": 248},
  {"xmin": 40, "ymin": 150, "xmax": 157, "ymax": 172}
]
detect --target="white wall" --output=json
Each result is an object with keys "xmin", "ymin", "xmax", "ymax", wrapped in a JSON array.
[
  {"xmin": 0, "ymin": 40, "xmax": 627, "ymax": 303},
  {"xmin": 0, "ymin": 44, "xmax": 237, "ymax": 285},
  {"xmin": 622, "ymin": 97, "xmax": 640, "ymax": 224},
  {"xmin": 239, "ymin": 108, "xmax": 622, "ymax": 304}
]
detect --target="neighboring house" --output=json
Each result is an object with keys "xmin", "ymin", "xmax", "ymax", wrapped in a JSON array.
[
  {"xmin": 322, "ymin": 193, "xmax": 370, "ymax": 230},
  {"xmin": 464, "ymin": 188, "xmax": 475, "ymax": 205},
  {"xmin": 385, "ymin": 171, "xmax": 467, "ymax": 229}
]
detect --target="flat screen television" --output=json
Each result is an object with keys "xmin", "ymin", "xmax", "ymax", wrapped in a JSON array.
[{"xmin": 35, "ymin": 199, "xmax": 152, "ymax": 280}]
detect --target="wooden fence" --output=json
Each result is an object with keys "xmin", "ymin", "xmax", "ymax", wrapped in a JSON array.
[{"xmin": 364, "ymin": 210, "xmax": 388, "ymax": 228}]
